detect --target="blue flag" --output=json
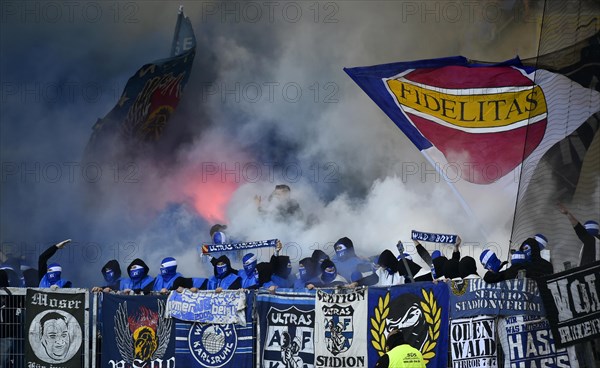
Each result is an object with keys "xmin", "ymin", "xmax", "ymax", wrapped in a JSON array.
[
  {"xmin": 368, "ymin": 283, "xmax": 449, "ymax": 368},
  {"xmin": 85, "ymin": 8, "xmax": 196, "ymax": 157},
  {"xmin": 174, "ymin": 291, "xmax": 255, "ymax": 367},
  {"xmin": 101, "ymin": 293, "xmax": 175, "ymax": 368},
  {"xmin": 256, "ymin": 290, "xmax": 316, "ymax": 368}
]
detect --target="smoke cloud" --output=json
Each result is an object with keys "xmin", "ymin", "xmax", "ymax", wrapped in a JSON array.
[{"xmin": 1, "ymin": 1, "xmax": 546, "ymax": 284}]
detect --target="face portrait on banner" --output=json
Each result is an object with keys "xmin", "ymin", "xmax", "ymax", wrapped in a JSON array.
[{"xmin": 28, "ymin": 309, "xmax": 82, "ymax": 364}]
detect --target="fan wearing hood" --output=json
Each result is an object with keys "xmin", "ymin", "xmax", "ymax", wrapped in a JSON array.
[
  {"xmin": 519, "ymin": 237, "xmax": 554, "ymax": 278},
  {"xmin": 458, "ymin": 257, "xmax": 479, "ymax": 279},
  {"xmin": 92, "ymin": 259, "xmax": 124, "ymax": 292},
  {"xmin": 240, "ymin": 252, "xmax": 259, "ymax": 289},
  {"xmin": 559, "ymin": 203, "xmax": 599, "ymax": 266},
  {"xmin": 122, "ymin": 258, "xmax": 155, "ymax": 294},
  {"xmin": 373, "ymin": 250, "xmax": 404, "ymax": 287},
  {"xmin": 332, "ymin": 237, "xmax": 370, "ymax": 281},
  {"xmin": 483, "ymin": 248, "xmax": 531, "ymax": 283},
  {"xmin": 38, "ymin": 239, "xmax": 72, "ymax": 288},
  {"xmin": 207, "ymin": 255, "xmax": 241, "ymax": 291},
  {"xmin": 294, "ymin": 257, "xmax": 318, "ymax": 289},
  {"xmin": 308, "ymin": 259, "xmax": 348, "ymax": 289},
  {"xmin": 269, "ymin": 254, "xmax": 296, "ymax": 289},
  {"xmin": 394, "ymin": 248, "xmax": 432, "ymax": 283},
  {"xmin": 152, "ymin": 257, "xmax": 184, "ymax": 292}
]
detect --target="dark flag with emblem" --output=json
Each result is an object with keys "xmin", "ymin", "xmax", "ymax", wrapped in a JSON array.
[
  {"xmin": 101, "ymin": 293, "xmax": 175, "ymax": 368},
  {"xmin": 368, "ymin": 284, "xmax": 449, "ymax": 368},
  {"xmin": 84, "ymin": 7, "xmax": 196, "ymax": 159},
  {"xmin": 24, "ymin": 289, "xmax": 86, "ymax": 368}
]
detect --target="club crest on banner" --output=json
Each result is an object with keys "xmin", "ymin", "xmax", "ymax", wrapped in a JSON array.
[
  {"xmin": 323, "ymin": 306, "xmax": 354, "ymax": 355},
  {"xmin": 370, "ymin": 290, "xmax": 441, "ymax": 363},
  {"xmin": 113, "ymin": 299, "xmax": 173, "ymax": 366},
  {"xmin": 187, "ymin": 323, "xmax": 237, "ymax": 367},
  {"xmin": 264, "ymin": 305, "xmax": 314, "ymax": 368}
]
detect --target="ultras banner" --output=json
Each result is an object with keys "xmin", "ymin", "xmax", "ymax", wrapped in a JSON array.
[
  {"xmin": 256, "ymin": 290, "xmax": 316, "ymax": 368},
  {"xmin": 314, "ymin": 288, "xmax": 368, "ymax": 368}
]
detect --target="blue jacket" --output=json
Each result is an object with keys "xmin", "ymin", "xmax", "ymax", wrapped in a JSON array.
[
  {"xmin": 152, "ymin": 272, "xmax": 183, "ymax": 291},
  {"xmin": 208, "ymin": 273, "xmax": 241, "ymax": 290},
  {"xmin": 121, "ymin": 275, "xmax": 154, "ymax": 291}
]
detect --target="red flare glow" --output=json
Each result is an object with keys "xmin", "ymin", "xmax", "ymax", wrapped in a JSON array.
[{"xmin": 184, "ymin": 173, "xmax": 241, "ymax": 224}]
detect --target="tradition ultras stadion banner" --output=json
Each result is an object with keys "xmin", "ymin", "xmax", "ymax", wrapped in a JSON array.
[
  {"xmin": 368, "ymin": 283, "xmax": 449, "ymax": 368},
  {"xmin": 537, "ymin": 260, "xmax": 600, "ymax": 348},
  {"xmin": 165, "ymin": 289, "xmax": 246, "ymax": 325},
  {"xmin": 498, "ymin": 315, "xmax": 578, "ymax": 368},
  {"xmin": 450, "ymin": 316, "xmax": 497, "ymax": 368},
  {"xmin": 174, "ymin": 292, "xmax": 254, "ymax": 368},
  {"xmin": 101, "ymin": 294, "xmax": 175, "ymax": 368},
  {"xmin": 315, "ymin": 289, "xmax": 368, "ymax": 368},
  {"xmin": 257, "ymin": 290, "xmax": 316, "ymax": 368},
  {"xmin": 25, "ymin": 289, "xmax": 85, "ymax": 368},
  {"xmin": 449, "ymin": 278, "xmax": 545, "ymax": 318}
]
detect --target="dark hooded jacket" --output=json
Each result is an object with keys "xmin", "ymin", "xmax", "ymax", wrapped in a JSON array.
[
  {"xmin": 311, "ymin": 250, "xmax": 330, "ymax": 266},
  {"xmin": 256, "ymin": 262, "xmax": 274, "ymax": 288},
  {"xmin": 122, "ymin": 258, "xmax": 154, "ymax": 292},
  {"xmin": 484, "ymin": 238, "xmax": 553, "ymax": 283},
  {"xmin": 522, "ymin": 237, "xmax": 554, "ymax": 278},
  {"xmin": 208, "ymin": 255, "xmax": 241, "ymax": 290},
  {"xmin": 316, "ymin": 259, "xmax": 347, "ymax": 287},
  {"xmin": 378, "ymin": 250, "xmax": 399, "ymax": 273},
  {"xmin": 432, "ymin": 256, "xmax": 448, "ymax": 279},
  {"xmin": 333, "ymin": 237, "xmax": 369, "ymax": 281},
  {"xmin": 397, "ymin": 257, "xmax": 432, "ymax": 282},
  {"xmin": 270, "ymin": 255, "xmax": 295, "ymax": 288},
  {"xmin": 458, "ymin": 257, "xmax": 479, "ymax": 278},
  {"xmin": 101, "ymin": 259, "xmax": 124, "ymax": 290},
  {"xmin": 444, "ymin": 259, "xmax": 461, "ymax": 280},
  {"xmin": 295, "ymin": 257, "xmax": 318, "ymax": 289}
]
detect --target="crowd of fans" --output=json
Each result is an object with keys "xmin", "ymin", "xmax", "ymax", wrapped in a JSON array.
[
  {"xmin": 1, "ymin": 202, "xmax": 597, "ymax": 295},
  {"xmin": 0, "ymin": 195, "xmax": 598, "ymax": 368}
]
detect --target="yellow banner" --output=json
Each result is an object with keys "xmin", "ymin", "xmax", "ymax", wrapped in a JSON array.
[{"xmin": 387, "ymin": 79, "xmax": 547, "ymax": 128}]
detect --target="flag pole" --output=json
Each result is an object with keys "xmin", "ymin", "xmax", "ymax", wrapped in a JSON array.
[
  {"xmin": 170, "ymin": 5, "xmax": 184, "ymax": 57},
  {"xmin": 421, "ymin": 151, "xmax": 490, "ymax": 241}
]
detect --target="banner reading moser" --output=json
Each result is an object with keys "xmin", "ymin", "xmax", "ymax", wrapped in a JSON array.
[
  {"xmin": 537, "ymin": 260, "xmax": 600, "ymax": 348},
  {"xmin": 25, "ymin": 289, "xmax": 85, "ymax": 368}
]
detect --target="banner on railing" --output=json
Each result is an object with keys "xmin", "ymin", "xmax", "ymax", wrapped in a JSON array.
[
  {"xmin": 257, "ymin": 290, "xmax": 316, "ymax": 368},
  {"xmin": 165, "ymin": 289, "xmax": 246, "ymax": 325},
  {"xmin": 25, "ymin": 289, "xmax": 85, "ymax": 368},
  {"xmin": 450, "ymin": 315, "xmax": 497, "ymax": 368},
  {"xmin": 315, "ymin": 288, "xmax": 368, "ymax": 368},
  {"xmin": 498, "ymin": 315, "xmax": 578, "ymax": 368},
  {"xmin": 449, "ymin": 278, "xmax": 545, "ymax": 318},
  {"xmin": 101, "ymin": 294, "xmax": 175, "ymax": 368},
  {"xmin": 368, "ymin": 283, "xmax": 449, "ymax": 368},
  {"xmin": 537, "ymin": 260, "xmax": 600, "ymax": 348},
  {"xmin": 175, "ymin": 292, "xmax": 254, "ymax": 367}
]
